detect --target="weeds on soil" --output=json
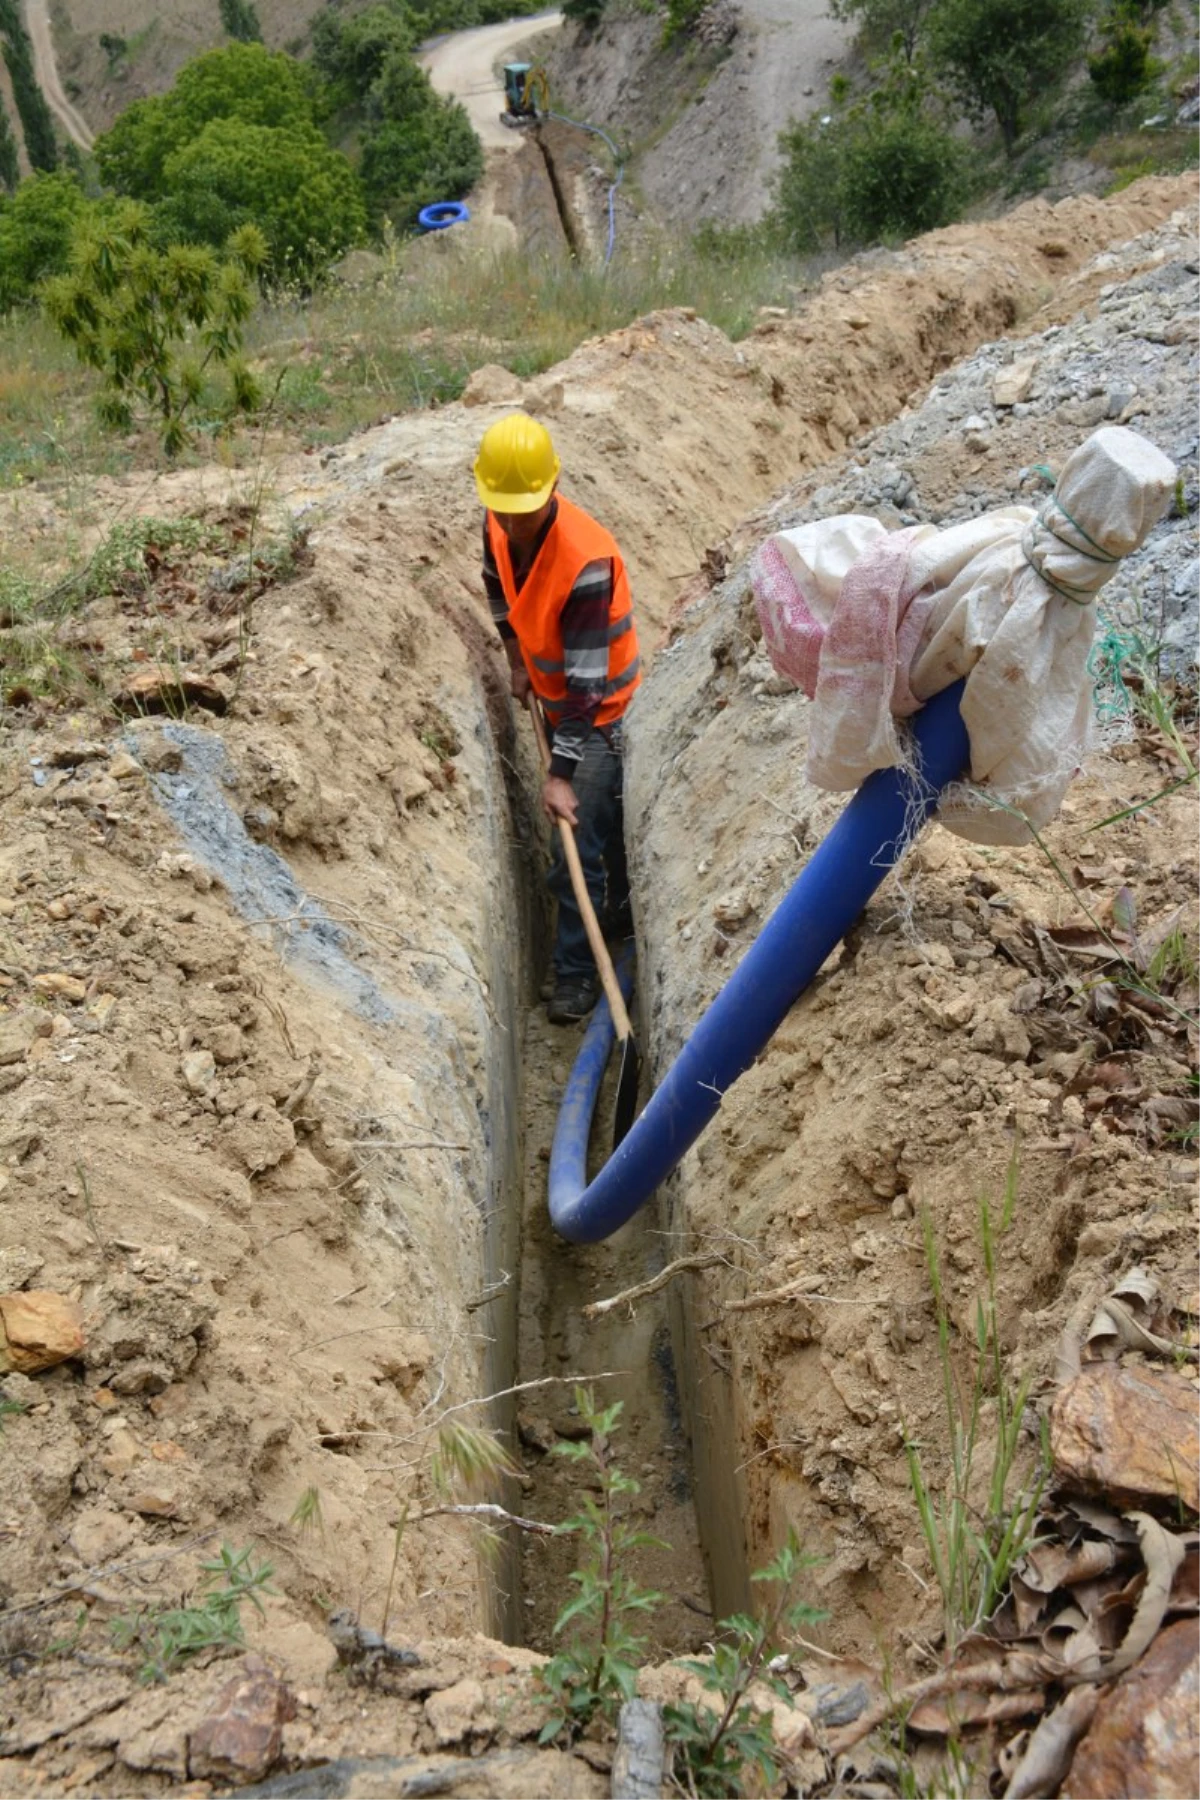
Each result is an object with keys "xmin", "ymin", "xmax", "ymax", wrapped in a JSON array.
[
  {"xmin": 903, "ymin": 1151, "xmax": 1049, "ymax": 1652},
  {"xmin": 537, "ymin": 1386, "xmax": 665, "ymax": 1745},
  {"xmin": 664, "ymin": 1531, "xmax": 828, "ymax": 1799},
  {"xmin": 109, "ymin": 1542, "xmax": 275, "ymax": 1685},
  {"xmin": 0, "ymin": 1396, "xmax": 28, "ymax": 1434}
]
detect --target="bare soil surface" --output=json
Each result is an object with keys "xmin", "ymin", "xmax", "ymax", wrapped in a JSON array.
[
  {"xmin": 0, "ymin": 175, "xmax": 1195, "ymax": 1795},
  {"xmin": 543, "ymin": 0, "xmax": 853, "ymax": 228}
]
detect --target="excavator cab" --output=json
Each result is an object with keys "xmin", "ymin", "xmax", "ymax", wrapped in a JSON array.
[{"xmin": 501, "ymin": 62, "xmax": 548, "ymax": 126}]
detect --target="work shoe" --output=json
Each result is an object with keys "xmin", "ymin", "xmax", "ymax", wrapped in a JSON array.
[{"xmin": 546, "ymin": 978, "xmax": 599, "ymax": 1025}]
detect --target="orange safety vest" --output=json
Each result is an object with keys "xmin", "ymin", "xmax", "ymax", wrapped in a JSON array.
[{"xmin": 487, "ymin": 496, "xmax": 641, "ymax": 728}]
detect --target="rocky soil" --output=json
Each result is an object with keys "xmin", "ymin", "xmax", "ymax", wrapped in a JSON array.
[
  {"xmin": 626, "ymin": 201, "xmax": 1198, "ymax": 1649},
  {"xmin": 0, "ymin": 175, "xmax": 1195, "ymax": 1796}
]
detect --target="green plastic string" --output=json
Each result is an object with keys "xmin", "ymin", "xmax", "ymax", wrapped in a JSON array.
[{"xmin": 1088, "ymin": 621, "xmax": 1143, "ymax": 721}]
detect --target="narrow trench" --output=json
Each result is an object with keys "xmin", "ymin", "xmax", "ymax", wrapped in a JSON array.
[
  {"xmin": 533, "ymin": 129, "xmax": 582, "ymax": 261},
  {"xmin": 497, "ymin": 758, "xmax": 715, "ymax": 1657}
]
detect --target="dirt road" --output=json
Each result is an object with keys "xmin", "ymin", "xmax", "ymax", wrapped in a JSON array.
[
  {"xmin": 24, "ymin": 0, "xmax": 94, "ymax": 149},
  {"xmin": 419, "ymin": 9, "xmax": 563, "ymax": 149}
]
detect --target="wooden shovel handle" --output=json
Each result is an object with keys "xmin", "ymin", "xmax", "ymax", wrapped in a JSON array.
[{"xmin": 530, "ymin": 705, "xmax": 633, "ymax": 1042}]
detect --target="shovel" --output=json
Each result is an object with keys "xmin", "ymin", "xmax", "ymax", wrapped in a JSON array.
[{"xmin": 530, "ymin": 704, "xmax": 641, "ymax": 1149}]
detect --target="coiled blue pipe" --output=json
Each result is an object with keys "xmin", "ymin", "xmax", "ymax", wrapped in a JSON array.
[{"xmin": 549, "ymin": 680, "xmax": 971, "ymax": 1243}]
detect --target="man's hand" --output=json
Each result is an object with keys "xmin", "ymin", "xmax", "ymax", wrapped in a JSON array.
[
  {"xmin": 509, "ymin": 664, "xmax": 531, "ymax": 709},
  {"xmin": 541, "ymin": 775, "xmax": 578, "ymax": 827}
]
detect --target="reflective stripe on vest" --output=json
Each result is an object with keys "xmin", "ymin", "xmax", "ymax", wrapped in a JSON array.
[{"xmin": 487, "ymin": 496, "xmax": 641, "ymax": 728}]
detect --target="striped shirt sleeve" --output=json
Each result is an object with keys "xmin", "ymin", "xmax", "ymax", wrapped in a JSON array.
[
  {"xmin": 482, "ymin": 518, "xmax": 515, "ymax": 640},
  {"xmin": 549, "ymin": 557, "xmax": 614, "ymax": 779}
]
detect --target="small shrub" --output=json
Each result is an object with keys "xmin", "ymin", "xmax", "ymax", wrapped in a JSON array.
[
  {"xmin": 43, "ymin": 205, "xmax": 265, "ymax": 454},
  {"xmin": 1089, "ymin": 11, "xmax": 1159, "ymax": 103},
  {"xmin": 665, "ymin": 1532, "xmax": 827, "ymax": 1797},
  {"xmin": 537, "ymin": 1388, "xmax": 664, "ymax": 1744},
  {"xmin": 110, "ymin": 1542, "xmax": 275, "ymax": 1684},
  {"xmin": 219, "ymin": 0, "xmax": 262, "ymax": 42},
  {"xmin": 776, "ymin": 59, "xmax": 965, "ymax": 250}
]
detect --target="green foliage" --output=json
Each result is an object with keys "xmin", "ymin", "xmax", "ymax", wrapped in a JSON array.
[
  {"xmin": 903, "ymin": 1155, "xmax": 1049, "ymax": 1650},
  {"xmin": 827, "ymin": 0, "xmax": 938, "ymax": 61},
  {"xmin": 537, "ymin": 1388, "xmax": 664, "ymax": 1745},
  {"xmin": 74, "ymin": 514, "xmax": 224, "ymax": 601},
  {"xmin": 0, "ymin": 172, "xmax": 90, "ymax": 310},
  {"xmin": 158, "ymin": 117, "xmax": 367, "ymax": 280},
  {"xmin": 662, "ymin": 0, "xmax": 705, "ymax": 42},
  {"xmin": 361, "ymin": 91, "xmax": 482, "ymax": 228},
  {"xmin": 0, "ymin": 94, "xmax": 18, "ymax": 191},
  {"xmin": 43, "ymin": 204, "xmax": 265, "ymax": 453},
  {"xmin": 219, "ymin": 0, "xmax": 263, "ymax": 41},
  {"xmin": 110, "ymin": 1543, "xmax": 275, "ymax": 1684},
  {"xmin": 312, "ymin": 1, "xmax": 413, "ymax": 108},
  {"xmin": 0, "ymin": 0, "xmax": 58, "ymax": 170},
  {"xmin": 665, "ymin": 1533, "xmax": 828, "ymax": 1798},
  {"xmin": 776, "ymin": 59, "xmax": 966, "ymax": 250},
  {"xmin": 0, "ymin": 1394, "xmax": 28, "ymax": 1433},
  {"xmin": 1089, "ymin": 4, "xmax": 1159, "ymax": 103},
  {"xmin": 563, "ymin": 0, "xmax": 606, "ymax": 25},
  {"xmin": 311, "ymin": 6, "xmax": 482, "ymax": 230},
  {"xmin": 99, "ymin": 31, "xmax": 128, "ymax": 69},
  {"xmin": 927, "ymin": 0, "xmax": 1091, "ymax": 150},
  {"xmin": 95, "ymin": 43, "xmax": 322, "ymax": 201}
]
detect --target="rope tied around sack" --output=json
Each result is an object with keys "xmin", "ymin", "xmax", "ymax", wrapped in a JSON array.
[{"xmin": 1022, "ymin": 468, "xmax": 1124, "ymax": 605}]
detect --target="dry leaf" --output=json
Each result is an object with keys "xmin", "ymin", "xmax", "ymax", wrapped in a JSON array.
[
  {"xmin": 1105, "ymin": 1514, "xmax": 1188, "ymax": 1677},
  {"xmin": 1003, "ymin": 1683, "xmax": 1102, "ymax": 1799}
]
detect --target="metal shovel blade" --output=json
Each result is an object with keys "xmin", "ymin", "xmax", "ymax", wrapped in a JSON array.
[{"xmin": 612, "ymin": 1029, "xmax": 641, "ymax": 1151}]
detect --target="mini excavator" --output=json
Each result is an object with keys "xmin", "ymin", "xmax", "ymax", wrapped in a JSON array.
[{"xmin": 500, "ymin": 62, "xmax": 549, "ymax": 127}]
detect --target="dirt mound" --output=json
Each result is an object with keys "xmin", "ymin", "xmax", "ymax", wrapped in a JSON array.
[
  {"xmin": 0, "ymin": 175, "xmax": 1195, "ymax": 1795},
  {"xmin": 625, "ymin": 206, "xmax": 1198, "ymax": 1651}
]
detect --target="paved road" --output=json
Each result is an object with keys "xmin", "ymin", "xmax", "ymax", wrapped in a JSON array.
[
  {"xmin": 24, "ymin": 0, "xmax": 94, "ymax": 150},
  {"xmin": 419, "ymin": 10, "xmax": 563, "ymax": 149}
]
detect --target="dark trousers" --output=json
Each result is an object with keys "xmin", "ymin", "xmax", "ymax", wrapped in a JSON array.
[{"xmin": 548, "ymin": 723, "xmax": 629, "ymax": 982}]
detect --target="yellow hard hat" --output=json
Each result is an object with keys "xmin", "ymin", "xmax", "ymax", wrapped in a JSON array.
[{"xmin": 474, "ymin": 412, "xmax": 561, "ymax": 512}]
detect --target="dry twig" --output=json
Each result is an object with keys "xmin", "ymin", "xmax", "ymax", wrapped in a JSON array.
[{"xmin": 582, "ymin": 1253, "xmax": 727, "ymax": 1318}]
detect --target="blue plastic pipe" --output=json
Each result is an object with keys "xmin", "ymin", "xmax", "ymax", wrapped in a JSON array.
[{"xmin": 549, "ymin": 680, "xmax": 971, "ymax": 1243}]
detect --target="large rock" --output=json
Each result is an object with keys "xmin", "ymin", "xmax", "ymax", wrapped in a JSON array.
[
  {"xmin": 461, "ymin": 364, "xmax": 524, "ymax": 407},
  {"xmin": 0, "ymin": 1291, "xmax": 85, "ymax": 1373},
  {"xmin": 187, "ymin": 1658, "xmax": 296, "ymax": 1783},
  {"xmin": 1050, "ymin": 1364, "xmax": 1199, "ymax": 1512},
  {"xmin": 1067, "ymin": 1620, "xmax": 1199, "ymax": 1798}
]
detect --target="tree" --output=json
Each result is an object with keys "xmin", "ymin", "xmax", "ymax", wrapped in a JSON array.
[
  {"xmin": 839, "ymin": 106, "xmax": 966, "ymax": 238},
  {"xmin": 358, "ymin": 50, "xmax": 482, "ymax": 226},
  {"xmin": 95, "ymin": 42, "xmax": 320, "ymax": 199},
  {"xmin": 927, "ymin": 0, "xmax": 1090, "ymax": 150},
  {"xmin": 0, "ymin": 170, "xmax": 89, "ymax": 308},
  {"xmin": 775, "ymin": 58, "xmax": 965, "ymax": 249},
  {"xmin": 159, "ymin": 118, "xmax": 366, "ymax": 279},
  {"xmin": 0, "ymin": 95, "xmax": 18, "ymax": 191},
  {"xmin": 219, "ymin": 0, "xmax": 263, "ymax": 42},
  {"xmin": 42, "ymin": 203, "xmax": 265, "ymax": 454},
  {"xmin": 828, "ymin": 0, "xmax": 938, "ymax": 61},
  {"xmin": 562, "ymin": 0, "xmax": 606, "ymax": 24},
  {"xmin": 0, "ymin": 0, "xmax": 58, "ymax": 169},
  {"xmin": 312, "ymin": 1, "xmax": 412, "ymax": 109},
  {"xmin": 1088, "ymin": 2, "xmax": 1158, "ymax": 103}
]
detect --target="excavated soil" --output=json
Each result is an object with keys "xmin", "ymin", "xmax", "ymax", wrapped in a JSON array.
[{"xmin": 0, "ymin": 175, "xmax": 1196, "ymax": 1794}]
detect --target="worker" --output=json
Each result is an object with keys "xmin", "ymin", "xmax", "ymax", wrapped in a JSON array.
[{"xmin": 475, "ymin": 412, "xmax": 641, "ymax": 1024}]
